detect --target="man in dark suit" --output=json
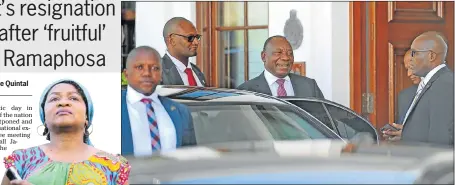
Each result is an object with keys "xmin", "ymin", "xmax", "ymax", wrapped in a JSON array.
[
  {"xmin": 161, "ymin": 17, "xmax": 206, "ymax": 87},
  {"xmin": 121, "ymin": 46, "xmax": 196, "ymax": 156},
  {"xmin": 237, "ymin": 35, "xmax": 324, "ymax": 98},
  {"xmin": 396, "ymin": 50, "xmax": 422, "ymax": 124},
  {"xmin": 384, "ymin": 32, "xmax": 454, "ymax": 146}
]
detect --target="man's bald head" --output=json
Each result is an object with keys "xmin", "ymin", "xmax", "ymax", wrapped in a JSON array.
[
  {"xmin": 162, "ymin": 17, "xmax": 199, "ymax": 60},
  {"xmin": 124, "ymin": 46, "xmax": 162, "ymax": 96},
  {"xmin": 163, "ymin": 17, "xmax": 192, "ymax": 42},
  {"xmin": 125, "ymin": 46, "xmax": 161, "ymax": 69},
  {"xmin": 420, "ymin": 31, "xmax": 448, "ymax": 45},
  {"xmin": 409, "ymin": 32, "xmax": 448, "ymax": 76},
  {"xmin": 413, "ymin": 33, "xmax": 448, "ymax": 63}
]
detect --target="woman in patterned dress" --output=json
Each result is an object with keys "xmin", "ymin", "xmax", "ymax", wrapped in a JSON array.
[{"xmin": 1, "ymin": 79, "xmax": 131, "ymax": 185}]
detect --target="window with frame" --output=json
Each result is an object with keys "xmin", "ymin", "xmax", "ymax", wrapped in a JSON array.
[{"xmin": 196, "ymin": 2, "xmax": 269, "ymax": 88}]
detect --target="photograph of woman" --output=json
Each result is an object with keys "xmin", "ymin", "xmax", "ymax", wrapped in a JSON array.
[{"xmin": 1, "ymin": 79, "xmax": 131, "ymax": 185}]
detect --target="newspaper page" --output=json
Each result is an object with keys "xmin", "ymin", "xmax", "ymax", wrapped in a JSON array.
[{"xmin": 0, "ymin": 0, "xmax": 122, "ymax": 182}]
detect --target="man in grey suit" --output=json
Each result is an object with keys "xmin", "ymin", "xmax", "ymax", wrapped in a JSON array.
[
  {"xmin": 161, "ymin": 17, "xmax": 206, "ymax": 87},
  {"xmin": 384, "ymin": 32, "xmax": 454, "ymax": 146},
  {"xmin": 396, "ymin": 50, "xmax": 422, "ymax": 124},
  {"xmin": 237, "ymin": 35, "xmax": 324, "ymax": 98}
]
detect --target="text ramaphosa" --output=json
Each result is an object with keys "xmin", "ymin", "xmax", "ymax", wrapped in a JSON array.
[{"xmin": 3, "ymin": 49, "xmax": 106, "ymax": 70}]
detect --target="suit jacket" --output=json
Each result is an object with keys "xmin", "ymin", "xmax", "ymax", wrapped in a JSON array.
[
  {"xmin": 237, "ymin": 72, "xmax": 325, "ymax": 99},
  {"xmin": 161, "ymin": 54, "xmax": 207, "ymax": 86},
  {"xmin": 401, "ymin": 66, "xmax": 454, "ymax": 146},
  {"xmin": 121, "ymin": 89, "xmax": 197, "ymax": 155},
  {"xmin": 396, "ymin": 85, "xmax": 418, "ymax": 124}
]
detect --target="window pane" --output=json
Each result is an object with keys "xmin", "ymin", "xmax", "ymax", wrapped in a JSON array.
[
  {"xmin": 248, "ymin": 29, "xmax": 268, "ymax": 80},
  {"xmin": 325, "ymin": 104, "xmax": 377, "ymax": 141},
  {"xmin": 218, "ymin": 30, "xmax": 245, "ymax": 88},
  {"xmin": 218, "ymin": 2, "xmax": 244, "ymax": 27},
  {"xmin": 247, "ymin": 2, "xmax": 268, "ymax": 26}
]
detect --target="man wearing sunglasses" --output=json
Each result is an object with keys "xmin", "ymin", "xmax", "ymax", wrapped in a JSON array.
[
  {"xmin": 161, "ymin": 17, "xmax": 206, "ymax": 87},
  {"xmin": 383, "ymin": 32, "xmax": 453, "ymax": 146}
]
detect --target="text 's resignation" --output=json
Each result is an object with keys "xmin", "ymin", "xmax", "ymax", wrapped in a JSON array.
[{"xmin": 0, "ymin": 0, "xmax": 120, "ymax": 72}]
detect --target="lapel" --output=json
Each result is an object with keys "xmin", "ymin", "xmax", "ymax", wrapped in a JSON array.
[
  {"xmin": 288, "ymin": 74, "xmax": 302, "ymax": 96},
  {"xmin": 190, "ymin": 63, "xmax": 206, "ymax": 86},
  {"xmin": 158, "ymin": 96, "xmax": 183, "ymax": 147},
  {"xmin": 162, "ymin": 54, "xmax": 185, "ymax": 85},
  {"xmin": 405, "ymin": 66, "xmax": 450, "ymax": 122},
  {"xmin": 254, "ymin": 72, "xmax": 273, "ymax": 95},
  {"xmin": 121, "ymin": 89, "xmax": 134, "ymax": 155}
]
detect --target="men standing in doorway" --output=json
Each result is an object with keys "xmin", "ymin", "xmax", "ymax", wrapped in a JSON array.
[
  {"xmin": 237, "ymin": 35, "xmax": 324, "ymax": 98},
  {"xmin": 161, "ymin": 17, "xmax": 207, "ymax": 87},
  {"xmin": 384, "ymin": 32, "xmax": 454, "ymax": 146}
]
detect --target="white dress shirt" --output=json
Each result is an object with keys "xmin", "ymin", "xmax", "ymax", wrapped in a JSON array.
[
  {"xmin": 126, "ymin": 85, "xmax": 177, "ymax": 156},
  {"xmin": 166, "ymin": 51, "xmax": 203, "ymax": 87},
  {"xmin": 403, "ymin": 63, "xmax": 446, "ymax": 125},
  {"xmin": 263, "ymin": 70, "xmax": 295, "ymax": 96}
]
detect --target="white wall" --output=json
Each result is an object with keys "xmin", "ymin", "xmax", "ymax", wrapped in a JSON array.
[
  {"xmin": 269, "ymin": 2, "xmax": 350, "ymax": 106},
  {"xmin": 135, "ymin": 2, "xmax": 350, "ymax": 106},
  {"xmin": 135, "ymin": 2, "xmax": 197, "ymax": 64}
]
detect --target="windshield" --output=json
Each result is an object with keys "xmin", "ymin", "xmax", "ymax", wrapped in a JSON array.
[{"xmin": 186, "ymin": 103, "xmax": 331, "ymax": 145}]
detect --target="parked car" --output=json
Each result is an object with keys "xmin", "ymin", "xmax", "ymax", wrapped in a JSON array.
[
  {"xmin": 153, "ymin": 85, "xmax": 343, "ymax": 144},
  {"xmin": 127, "ymin": 140, "xmax": 453, "ymax": 184},
  {"xmin": 148, "ymin": 85, "xmax": 378, "ymax": 144},
  {"xmin": 281, "ymin": 97, "xmax": 379, "ymax": 142}
]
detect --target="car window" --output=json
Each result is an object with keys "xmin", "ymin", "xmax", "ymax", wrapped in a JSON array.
[
  {"xmin": 324, "ymin": 103, "xmax": 377, "ymax": 140},
  {"xmin": 287, "ymin": 101, "xmax": 334, "ymax": 130},
  {"xmin": 282, "ymin": 112, "xmax": 327, "ymax": 139},
  {"xmin": 254, "ymin": 105, "xmax": 317, "ymax": 140},
  {"xmin": 187, "ymin": 104, "xmax": 330, "ymax": 145}
]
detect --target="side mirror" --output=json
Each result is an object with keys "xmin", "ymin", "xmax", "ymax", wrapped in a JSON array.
[{"xmin": 349, "ymin": 132, "xmax": 375, "ymax": 146}]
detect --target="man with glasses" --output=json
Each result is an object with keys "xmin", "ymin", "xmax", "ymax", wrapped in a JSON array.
[
  {"xmin": 383, "ymin": 32, "xmax": 453, "ymax": 146},
  {"xmin": 161, "ymin": 17, "xmax": 206, "ymax": 87},
  {"xmin": 237, "ymin": 35, "xmax": 324, "ymax": 98}
]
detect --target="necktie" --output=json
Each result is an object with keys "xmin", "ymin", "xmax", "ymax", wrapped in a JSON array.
[
  {"xmin": 184, "ymin": 68, "xmax": 197, "ymax": 86},
  {"xmin": 141, "ymin": 98, "xmax": 161, "ymax": 151},
  {"xmin": 276, "ymin": 78, "xmax": 287, "ymax": 97},
  {"xmin": 402, "ymin": 81, "xmax": 425, "ymax": 125}
]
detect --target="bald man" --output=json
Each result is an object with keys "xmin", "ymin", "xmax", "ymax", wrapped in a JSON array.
[
  {"xmin": 161, "ymin": 17, "xmax": 207, "ymax": 87},
  {"xmin": 384, "ymin": 33, "xmax": 454, "ymax": 146},
  {"xmin": 121, "ymin": 46, "xmax": 196, "ymax": 156},
  {"xmin": 396, "ymin": 50, "xmax": 423, "ymax": 124}
]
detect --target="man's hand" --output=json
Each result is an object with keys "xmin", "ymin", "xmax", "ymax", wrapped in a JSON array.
[
  {"xmin": 382, "ymin": 123, "xmax": 403, "ymax": 142},
  {"xmin": 10, "ymin": 180, "xmax": 33, "ymax": 185}
]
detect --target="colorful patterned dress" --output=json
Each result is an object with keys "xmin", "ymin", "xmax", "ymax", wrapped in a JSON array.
[{"xmin": 3, "ymin": 146, "xmax": 131, "ymax": 185}]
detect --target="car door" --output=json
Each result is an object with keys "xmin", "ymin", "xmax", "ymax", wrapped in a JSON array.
[
  {"xmin": 285, "ymin": 99, "xmax": 378, "ymax": 142},
  {"xmin": 322, "ymin": 102, "xmax": 378, "ymax": 142}
]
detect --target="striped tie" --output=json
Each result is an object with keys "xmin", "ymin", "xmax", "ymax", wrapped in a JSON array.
[
  {"xmin": 276, "ymin": 78, "xmax": 287, "ymax": 97},
  {"xmin": 141, "ymin": 98, "xmax": 161, "ymax": 151}
]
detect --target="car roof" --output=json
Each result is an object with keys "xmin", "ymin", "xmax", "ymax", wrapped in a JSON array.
[
  {"xmin": 281, "ymin": 96, "xmax": 352, "ymax": 108},
  {"xmin": 151, "ymin": 85, "xmax": 288, "ymax": 104}
]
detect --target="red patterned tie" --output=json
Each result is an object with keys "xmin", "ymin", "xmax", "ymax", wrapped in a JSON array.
[
  {"xmin": 140, "ymin": 98, "xmax": 161, "ymax": 151},
  {"xmin": 276, "ymin": 79, "xmax": 287, "ymax": 97},
  {"xmin": 184, "ymin": 68, "xmax": 197, "ymax": 86}
]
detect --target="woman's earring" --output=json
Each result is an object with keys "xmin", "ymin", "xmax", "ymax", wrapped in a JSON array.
[
  {"xmin": 37, "ymin": 125, "xmax": 48, "ymax": 136},
  {"xmin": 85, "ymin": 124, "xmax": 93, "ymax": 136}
]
